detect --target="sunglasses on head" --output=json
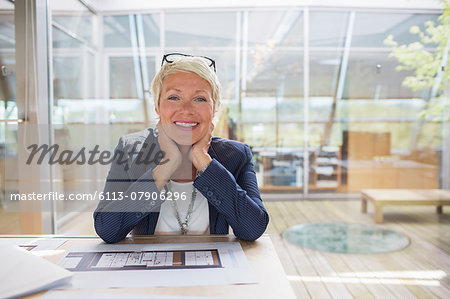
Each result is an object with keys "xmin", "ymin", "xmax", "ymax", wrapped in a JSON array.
[{"xmin": 161, "ymin": 53, "xmax": 216, "ymax": 72}]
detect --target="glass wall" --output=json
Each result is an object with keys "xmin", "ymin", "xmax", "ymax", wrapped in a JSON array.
[
  {"xmin": 49, "ymin": 5, "xmax": 445, "ymax": 202},
  {"xmin": 0, "ymin": 0, "xmax": 19, "ymax": 233},
  {"xmin": 50, "ymin": 0, "xmax": 98, "ymax": 231},
  {"xmin": 241, "ymin": 10, "xmax": 304, "ymax": 191},
  {"xmin": 307, "ymin": 11, "xmax": 443, "ymax": 194}
]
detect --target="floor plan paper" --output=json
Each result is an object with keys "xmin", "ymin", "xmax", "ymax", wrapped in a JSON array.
[
  {"xmin": 0, "ymin": 242, "xmax": 73, "ymax": 298},
  {"xmin": 58, "ymin": 242, "xmax": 257, "ymax": 289},
  {"xmin": 41, "ymin": 290, "xmax": 228, "ymax": 299}
]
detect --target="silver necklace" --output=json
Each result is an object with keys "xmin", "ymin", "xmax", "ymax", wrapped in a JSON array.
[{"xmin": 164, "ymin": 180, "xmax": 197, "ymax": 234}]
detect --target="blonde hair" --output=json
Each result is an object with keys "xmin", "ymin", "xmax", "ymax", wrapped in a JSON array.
[{"xmin": 151, "ymin": 56, "xmax": 222, "ymax": 114}]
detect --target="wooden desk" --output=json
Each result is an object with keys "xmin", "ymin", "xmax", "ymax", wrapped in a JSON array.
[
  {"xmin": 1, "ymin": 234, "xmax": 295, "ymax": 299},
  {"xmin": 361, "ymin": 189, "xmax": 450, "ymax": 223}
]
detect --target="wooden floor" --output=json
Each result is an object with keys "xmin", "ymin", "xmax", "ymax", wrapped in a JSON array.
[
  {"xmin": 1, "ymin": 200, "xmax": 449, "ymax": 298},
  {"xmin": 265, "ymin": 200, "xmax": 450, "ymax": 299}
]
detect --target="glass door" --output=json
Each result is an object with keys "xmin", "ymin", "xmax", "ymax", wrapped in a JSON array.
[{"xmin": 0, "ymin": 0, "xmax": 19, "ymax": 233}]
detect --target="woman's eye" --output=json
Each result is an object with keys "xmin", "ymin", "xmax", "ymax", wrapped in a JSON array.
[
  {"xmin": 195, "ymin": 97, "xmax": 207, "ymax": 102},
  {"xmin": 168, "ymin": 96, "xmax": 179, "ymax": 101}
]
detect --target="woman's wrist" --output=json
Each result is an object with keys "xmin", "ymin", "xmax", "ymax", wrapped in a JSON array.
[
  {"xmin": 152, "ymin": 166, "xmax": 169, "ymax": 191},
  {"xmin": 194, "ymin": 154, "xmax": 212, "ymax": 174},
  {"xmin": 197, "ymin": 161, "xmax": 210, "ymax": 176},
  {"xmin": 152, "ymin": 158, "xmax": 179, "ymax": 191}
]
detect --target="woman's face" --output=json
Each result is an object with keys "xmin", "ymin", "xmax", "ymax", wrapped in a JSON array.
[{"xmin": 157, "ymin": 71, "xmax": 214, "ymax": 145}]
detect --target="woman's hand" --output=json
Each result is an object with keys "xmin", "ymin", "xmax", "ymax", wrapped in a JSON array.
[
  {"xmin": 190, "ymin": 123, "xmax": 213, "ymax": 172},
  {"xmin": 152, "ymin": 123, "xmax": 182, "ymax": 190}
]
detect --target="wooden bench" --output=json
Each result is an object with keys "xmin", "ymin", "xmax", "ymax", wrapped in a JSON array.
[{"xmin": 361, "ymin": 189, "xmax": 450, "ymax": 223}]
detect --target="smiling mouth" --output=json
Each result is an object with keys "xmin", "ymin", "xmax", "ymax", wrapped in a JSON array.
[{"xmin": 174, "ymin": 121, "xmax": 199, "ymax": 128}]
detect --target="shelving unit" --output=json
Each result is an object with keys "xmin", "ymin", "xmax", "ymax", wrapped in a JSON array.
[
  {"xmin": 310, "ymin": 147, "xmax": 341, "ymax": 190},
  {"xmin": 253, "ymin": 148, "xmax": 342, "ymax": 192}
]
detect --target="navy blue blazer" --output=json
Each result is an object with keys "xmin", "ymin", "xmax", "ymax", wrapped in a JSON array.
[{"xmin": 94, "ymin": 128, "xmax": 269, "ymax": 243}]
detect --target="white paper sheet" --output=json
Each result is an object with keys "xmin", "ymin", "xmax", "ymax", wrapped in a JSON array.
[
  {"xmin": 4, "ymin": 238, "xmax": 67, "ymax": 251},
  {"xmin": 41, "ymin": 290, "xmax": 228, "ymax": 299},
  {"xmin": 0, "ymin": 242, "xmax": 73, "ymax": 298},
  {"xmin": 58, "ymin": 242, "xmax": 257, "ymax": 289}
]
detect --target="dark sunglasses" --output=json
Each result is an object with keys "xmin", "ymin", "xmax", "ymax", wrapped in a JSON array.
[{"xmin": 161, "ymin": 53, "xmax": 216, "ymax": 72}]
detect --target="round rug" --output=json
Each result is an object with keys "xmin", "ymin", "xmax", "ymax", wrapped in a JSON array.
[{"xmin": 283, "ymin": 222, "xmax": 410, "ymax": 254}]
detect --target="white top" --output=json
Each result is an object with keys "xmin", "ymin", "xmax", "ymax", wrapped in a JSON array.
[{"xmin": 154, "ymin": 180, "xmax": 210, "ymax": 235}]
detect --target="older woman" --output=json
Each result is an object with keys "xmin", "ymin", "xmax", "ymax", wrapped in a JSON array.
[{"xmin": 94, "ymin": 53, "xmax": 269, "ymax": 243}]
